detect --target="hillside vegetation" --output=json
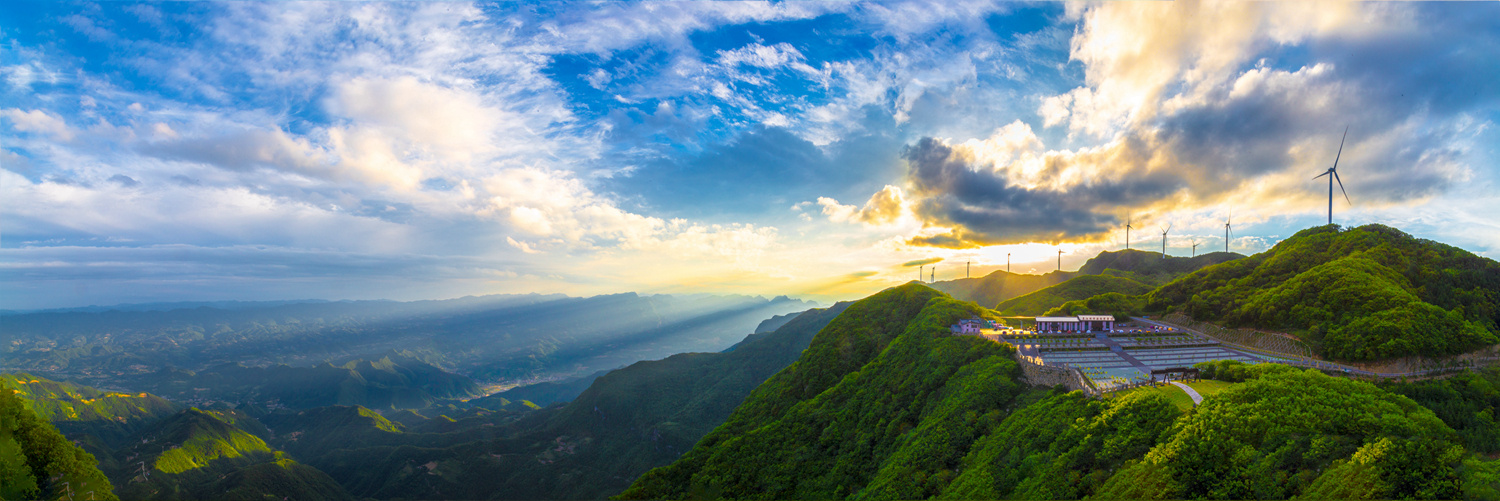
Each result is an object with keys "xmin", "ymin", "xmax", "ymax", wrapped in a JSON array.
[
  {"xmin": 622, "ymin": 283, "xmax": 1023, "ymax": 499},
  {"xmin": 996, "ymin": 274, "xmax": 1153, "ymax": 316},
  {"xmin": 928, "ymin": 271, "xmax": 1072, "ymax": 309},
  {"xmin": 0, "ymin": 383, "xmax": 118, "ymax": 501},
  {"xmin": 0, "ymin": 372, "xmax": 181, "ymax": 460},
  {"xmin": 933, "ymin": 249, "xmax": 1239, "ymax": 316},
  {"xmin": 622, "ymin": 299, "xmax": 1484, "ymax": 499},
  {"xmin": 286, "ymin": 303, "xmax": 852, "ymax": 500},
  {"xmin": 1147, "ymin": 224, "xmax": 1500, "ymax": 361},
  {"xmin": 116, "ymin": 408, "xmax": 350, "ymax": 500}
]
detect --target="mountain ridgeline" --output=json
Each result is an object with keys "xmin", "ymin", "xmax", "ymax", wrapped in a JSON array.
[
  {"xmin": 622, "ymin": 282, "xmax": 1494, "ymax": 499},
  {"xmin": 931, "ymin": 249, "xmax": 1241, "ymax": 313}
]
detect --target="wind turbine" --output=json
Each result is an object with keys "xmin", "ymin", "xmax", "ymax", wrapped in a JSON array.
[
  {"xmin": 930, "ymin": 266, "xmax": 935, "ymax": 282},
  {"xmin": 1224, "ymin": 213, "xmax": 1232, "ymax": 254},
  {"xmin": 966, "ymin": 260, "xmax": 971, "ymax": 279},
  {"xmin": 1057, "ymin": 249, "xmax": 1062, "ymax": 271},
  {"xmin": 1313, "ymin": 127, "xmax": 1352, "ymax": 225},
  {"xmin": 1007, "ymin": 253, "xmax": 1011, "ymax": 273},
  {"xmin": 919, "ymin": 265, "xmax": 924, "ymax": 282},
  {"xmin": 1126, "ymin": 215, "xmax": 1134, "ymax": 250},
  {"xmin": 1159, "ymin": 224, "xmax": 1172, "ymax": 259},
  {"xmin": 1192, "ymin": 240, "xmax": 1199, "ymax": 257}
]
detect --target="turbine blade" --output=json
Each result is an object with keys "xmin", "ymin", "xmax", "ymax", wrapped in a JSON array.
[
  {"xmin": 1334, "ymin": 170, "xmax": 1351, "ymax": 205},
  {"xmin": 1331, "ymin": 126, "xmax": 1348, "ymax": 172},
  {"xmin": 1313, "ymin": 170, "xmax": 1331, "ymax": 180}
]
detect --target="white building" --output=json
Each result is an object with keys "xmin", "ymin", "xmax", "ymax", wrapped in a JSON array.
[{"xmin": 1033, "ymin": 315, "xmax": 1116, "ymax": 333}]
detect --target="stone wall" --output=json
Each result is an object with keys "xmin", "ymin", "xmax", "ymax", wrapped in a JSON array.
[{"xmin": 1018, "ymin": 358, "xmax": 1095, "ymax": 396}]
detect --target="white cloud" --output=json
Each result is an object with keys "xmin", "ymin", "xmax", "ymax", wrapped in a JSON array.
[{"xmin": 2, "ymin": 109, "xmax": 75, "ymax": 141}]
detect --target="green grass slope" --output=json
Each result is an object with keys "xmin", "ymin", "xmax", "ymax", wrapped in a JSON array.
[
  {"xmin": 621, "ymin": 283, "xmax": 1026, "ymax": 499},
  {"xmin": 0, "ymin": 372, "xmax": 181, "ymax": 455},
  {"xmin": 996, "ymin": 274, "xmax": 1154, "ymax": 316},
  {"xmin": 116, "ymin": 408, "xmax": 351, "ymax": 500},
  {"xmin": 1147, "ymin": 224, "xmax": 1500, "ymax": 361},
  {"xmin": 1, "ymin": 383, "xmax": 118, "ymax": 501}
]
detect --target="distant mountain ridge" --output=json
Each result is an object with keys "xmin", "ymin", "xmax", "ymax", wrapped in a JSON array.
[
  {"xmin": 6, "ymin": 292, "xmax": 816, "ymax": 398},
  {"xmin": 930, "ymin": 248, "xmax": 1242, "ymax": 312}
]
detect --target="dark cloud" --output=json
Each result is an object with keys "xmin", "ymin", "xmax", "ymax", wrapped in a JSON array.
[
  {"xmin": 108, "ymin": 174, "xmax": 139, "ymax": 187},
  {"xmin": 900, "ymin": 138, "xmax": 1145, "ymax": 247},
  {"xmin": 902, "ymin": 257, "xmax": 941, "ymax": 267},
  {"xmin": 137, "ymin": 130, "xmax": 321, "ymax": 173}
]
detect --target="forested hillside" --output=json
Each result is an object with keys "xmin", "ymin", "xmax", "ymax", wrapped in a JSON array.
[
  {"xmin": 1, "ymin": 302, "xmax": 846, "ymax": 500},
  {"xmin": 288, "ymin": 303, "xmax": 851, "ymax": 500},
  {"xmin": 115, "ymin": 408, "xmax": 351, "ymax": 500},
  {"xmin": 1078, "ymin": 249, "xmax": 1243, "ymax": 282},
  {"xmin": 1146, "ymin": 224, "xmax": 1500, "ymax": 361},
  {"xmin": 0, "ymin": 382, "xmax": 118, "ymax": 501},
  {"xmin": 621, "ymin": 287, "xmax": 1491, "ymax": 499},
  {"xmin": 622, "ymin": 283, "xmax": 1021, "ymax": 499}
]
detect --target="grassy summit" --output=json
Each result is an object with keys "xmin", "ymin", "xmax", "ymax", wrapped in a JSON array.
[{"xmin": 1146, "ymin": 224, "xmax": 1500, "ymax": 361}]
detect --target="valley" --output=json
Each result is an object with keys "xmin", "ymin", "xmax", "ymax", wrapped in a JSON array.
[{"xmin": 5, "ymin": 224, "xmax": 1500, "ymax": 500}]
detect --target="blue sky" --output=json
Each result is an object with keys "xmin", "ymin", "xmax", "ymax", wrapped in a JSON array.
[{"xmin": 2, "ymin": 1, "xmax": 1498, "ymax": 309}]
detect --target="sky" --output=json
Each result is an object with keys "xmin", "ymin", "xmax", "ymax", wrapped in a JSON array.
[{"xmin": 2, "ymin": 1, "xmax": 1499, "ymax": 309}]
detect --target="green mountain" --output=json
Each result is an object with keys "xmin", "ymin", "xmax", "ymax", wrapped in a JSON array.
[
  {"xmin": 1, "ymin": 382, "xmax": 118, "ymax": 501},
  {"xmin": 0, "ymin": 372, "xmax": 181, "ymax": 457},
  {"xmin": 115, "ymin": 408, "xmax": 351, "ymax": 500},
  {"xmin": 931, "ymin": 250, "xmax": 1241, "ymax": 314},
  {"xmin": 1078, "ymin": 248, "xmax": 1244, "ymax": 282},
  {"xmin": 928, "ymin": 270, "xmax": 1072, "ymax": 308},
  {"xmin": 265, "ymin": 303, "xmax": 850, "ymax": 500},
  {"xmin": 1146, "ymin": 224, "xmax": 1500, "ymax": 361},
  {"xmin": 995, "ymin": 274, "xmax": 1154, "ymax": 316},
  {"xmin": 619, "ymin": 285, "xmax": 1482, "ymax": 499},
  {"xmin": 622, "ymin": 283, "xmax": 1022, "ymax": 499},
  {"xmin": 148, "ymin": 352, "xmax": 481, "ymax": 410}
]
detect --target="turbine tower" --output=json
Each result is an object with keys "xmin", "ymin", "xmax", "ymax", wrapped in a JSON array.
[
  {"xmin": 1007, "ymin": 253, "xmax": 1011, "ymax": 273},
  {"xmin": 930, "ymin": 266, "xmax": 935, "ymax": 282},
  {"xmin": 919, "ymin": 264, "xmax": 924, "ymax": 282},
  {"xmin": 966, "ymin": 260, "xmax": 971, "ymax": 279},
  {"xmin": 1057, "ymin": 249, "xmax": 1062, "ymax": 272},
  {"xmin": 1313, "ymin": 127, "xmax": 1352, "ymax": 225},
  {"xmin": 1224, "ymin": 214, "xmax": 1232, "ymax": 254},
  {"xmin": 1159, "ymin": 224, "xmax": 1172, "ymax": 259}
]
